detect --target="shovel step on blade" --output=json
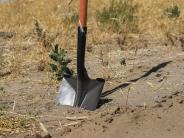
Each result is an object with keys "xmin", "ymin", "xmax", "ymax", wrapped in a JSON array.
[{"xmin": 56, "ymin": 75, "xmax": 105, "ymax": 110}]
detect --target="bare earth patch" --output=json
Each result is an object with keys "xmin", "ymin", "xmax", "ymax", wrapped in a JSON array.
[{"xmin": 0, "ymin": 38, "xmax": 184, "ymax": 138}]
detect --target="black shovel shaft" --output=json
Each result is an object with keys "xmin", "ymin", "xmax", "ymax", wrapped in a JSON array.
[
  {"xmin": 77, "ymin": 27, "xmax": 87, "ymax": 80},
  {"xmin": 75, "ymin": 27, "xmax": 88, "ymax": 106}
]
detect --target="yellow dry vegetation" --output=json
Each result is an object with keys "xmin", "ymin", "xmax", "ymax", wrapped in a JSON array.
[
  {"xmin": 0, "ymin": 0, "xmax": 183, "ymax": 44},
  {"xmin": 0, "ymin": 0, "xmax": 184, "ymax": 79},
  {"xmin": 0, "ymin": 113, "xmax": 37, "ymax": 134},
  {"xmin": 136, "ymin": 0, "xmax": 184, "ymax": 38}
]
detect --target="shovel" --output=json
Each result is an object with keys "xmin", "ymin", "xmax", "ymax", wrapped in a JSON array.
[{"xmin": 56, "ymin": 0, "xmax": 105, "ymax": 110}]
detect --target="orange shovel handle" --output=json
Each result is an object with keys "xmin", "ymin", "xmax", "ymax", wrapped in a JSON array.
[{"xmin": 79, "ymin": 0, "xmax": 88, "ymax": 27}]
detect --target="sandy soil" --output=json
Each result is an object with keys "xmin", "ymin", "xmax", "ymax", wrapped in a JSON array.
[{"xmin": 0, "ymin": 39, "xmax": 184, "ymax": 138}]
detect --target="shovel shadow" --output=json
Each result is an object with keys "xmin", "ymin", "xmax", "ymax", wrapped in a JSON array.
[
  {"xmin": 101, "ymin": 61, "xmax": 172, "ymax": 98},
  {"xmin": 97, "ymin": 98, "xmax": 113, "ymax": 108}
]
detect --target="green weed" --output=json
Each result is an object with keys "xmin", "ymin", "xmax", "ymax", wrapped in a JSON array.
[
  {"xmin": 34, "ymin": 20, "xmax": 73, "ymax": 80},
  {"xmin": 0, "ymin": 103, "xmax": 7, "ymax": 111},
  {"xmin": 49, "ymin": 44, "xmax": 73, "ymax": 80},
  {"xmin": 96, "ymin": 0, "xmax": 137, "ymax": 32},
  {"xmin": 165, "ymin": 4, "xmax": 180, "ymax": 18}
]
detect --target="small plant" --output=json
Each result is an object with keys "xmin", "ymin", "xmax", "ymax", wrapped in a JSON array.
[
  {"xmin": 165, "ymin": 4, "xmax": 180, "ymax": 18},
  {"xmin": 96, "ymin": 0, "xmax": 137, "ymax": 31},
  {"xmin": 34, "ymin": 20, "xmax": 73, "ymax": 80},
  {"xmin": 0, "ymin": 102, "xmax": 7, "ymax": 111},
  {"xmin": 49, "ymin": 44, "xmax": 73, "ymax": 80},
  {"xmin": 34, "ymin": 20, "xmax": 57, "ymax": 49},
  {"xmin": 35, "ymin": 20, "xmax": 46, "ymax": 41}
]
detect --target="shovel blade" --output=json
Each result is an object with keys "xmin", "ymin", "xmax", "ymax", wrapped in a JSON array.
[
  {"xmin": 56, "ymin": 76, "xmax": 77, "ymax": 106},
  {"xmin": 56, "ymin": 76, "xmax": 105, "ymax": 110}
]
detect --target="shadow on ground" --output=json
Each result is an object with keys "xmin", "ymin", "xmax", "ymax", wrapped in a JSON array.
[
  {"xmin": 97, "ymin": 98, "xmax": 112, "ymax": 108},
  {"xmin": 101, "ymin": 61, "xmax": 172, "ymax": 98}
]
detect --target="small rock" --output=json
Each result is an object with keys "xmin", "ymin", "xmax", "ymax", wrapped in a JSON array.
[
  {"xmin": 137, "ymin": 65, "xmax": 143, "ymax": 69},
  {"xmin": 102, "ymin": 124, "xmax": 108, "ymax": 132},
  {"xmin": 0, "ymin": 87, "xmax": 4, "ymax": 92},
  {"xmin": 162, "ymin": 96, "xmax": 167, "ymax": 99},
  {"xmin": 173, "ymin": 91, "xmax": 180, "ymax": 96},
  {"xmin": 134, "ymin": 115, "xmax": 140, "ymax": 120},
  {"xmin": 156, "ymin": 73, "xmax": 162, "ymax": 77},
  {"xmin": 64, "ymin": 127, "xmax": 72, "ymax": 133},
  {"xmin": 38, "ymin": 60, "xmax": 46, "ymax": 71},
  {"xmin": 158, "ymin": 79, "xmax": 164, "ymax": 82},
  {"xmin": 168, "ymin": 102, "xmax": 173, "ymax": 108},
  {"xmin": 161, "ymin": 99, "xmax": 167, "ymax": 103},
  {"xmin": 179, "ymin": 99, "xmax": 183, "ymax": 104},
  {"xmin": 87, "ymin": 46, "xmax": 92, "ymax": 52},
  {"xmin": 105, "ymin": 117, "xmax": 114, "ymax": 123},
  {"xmin": 153, "ymin": 103, "xmax": 163, "ymax": 108},
  {"xmin": 37, "ymin": 132, "xmax": 52, "ymax": 138},
  {"xmin": 22, "ymin": 46, "xmax": 28, "ymax": 51},
  {"xmin": 60, "ymin": 127, "xmax": 72, "ymax": 136},
  {"xmin": 167, "ymin": 128, "xmax": 171, "ymax": 132},
  {"xmin": 120, "ymin": 58, "xmax": 126, "ymax": 66},
  {"xmin": 111, "ymin": 107, "xmax": 121, "ymax": 115},
  {"xmin": 168, "ymin": 95, "xmax": 173, "ymax": 99},
  {"xmin": 102, "ymin": 125, "xmax": 107, "ymax": 129},
  {"xmin": 129, "ymin": 69, "xmax": 134, "ymax": 72}
]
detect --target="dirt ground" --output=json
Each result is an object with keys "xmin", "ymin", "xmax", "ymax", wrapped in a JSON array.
[{"xmin": 0, "ymin": 38, "xmax": 184, "ymax": 138}]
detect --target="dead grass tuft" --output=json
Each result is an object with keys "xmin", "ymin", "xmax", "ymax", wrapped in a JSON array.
[{"xmin": 0, "ymin": 113, "xmax": 38, "ymax": 134}]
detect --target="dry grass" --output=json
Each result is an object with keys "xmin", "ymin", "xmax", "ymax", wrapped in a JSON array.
[
  {"xmin": 0, "ymin": 0, "xmax": 77, "ymax": 48},
  {"xmin": 0, "ymin": 0, "xmax": 184, "ymax": 78},
  {"xmin": 0, "ymin": 112, "xmax": 38, "ymax": 135},
  {"xmin": 0, "ymin": 0, "xmax": 184, "ymax": 41},
  {"xmin": 0, "ymin": 0, "xmax": 182, "ymax": 43},
  {"xmin": 136, "ymin": 0, "xmax": 184, "ymax": 40}
]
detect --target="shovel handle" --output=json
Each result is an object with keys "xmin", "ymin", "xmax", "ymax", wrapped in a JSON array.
[{"xmin": 79, "ymin": 0, "xmax": 88, "ymax": 27}]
